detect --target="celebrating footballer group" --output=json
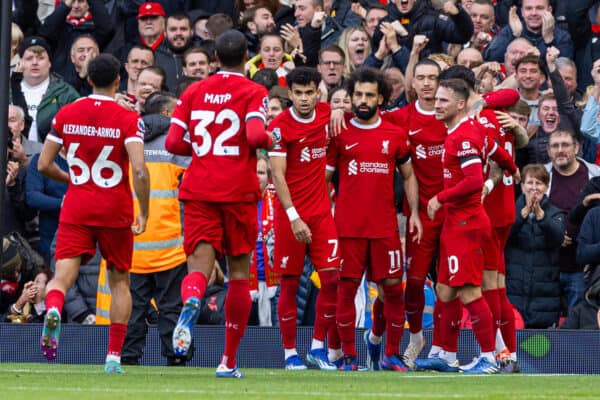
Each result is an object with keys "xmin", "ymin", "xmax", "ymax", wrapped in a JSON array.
[{"xmin": 37, "ymin": 30, "xmax": 523, "ymax": 377}]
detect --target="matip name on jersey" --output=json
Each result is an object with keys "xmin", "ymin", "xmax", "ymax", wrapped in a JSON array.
[
  {"xmin": 62, "ymin": 124, "xmax": 122, "ymax": 138},
  {"xmin": 204, "ymin": 93, "xmax": 232, "ymax": 104}
]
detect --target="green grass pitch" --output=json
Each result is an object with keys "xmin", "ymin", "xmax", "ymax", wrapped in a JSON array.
[{"xmin": 1, "ymin": 363, "xmax": 597, "ymax": 400}]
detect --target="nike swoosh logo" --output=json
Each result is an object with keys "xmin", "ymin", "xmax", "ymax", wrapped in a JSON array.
[
  {"xmin": 408, "ymin": 129, "xmax": 422, "ymax": 136},
  {"xmin": 299, "ymin": 137, "xmax": 307, "ymax": 143},
  {"xmin": 327, "ymin": 257, "xmax": 339, "ymax": 263},
  {"xmin": 281, "ymin": 316, "xmax": 295, "ymax": 322},
  {"xmin": 324, "ymin": 314, "xmax": 335, "ymax": 319},
  {"xmin": 345, "ymin": 143, "xmax": 358, "ymax": 150},
  {"xmin": 389, "ymin": 267, "xmax": 402, "ymax": 275}
]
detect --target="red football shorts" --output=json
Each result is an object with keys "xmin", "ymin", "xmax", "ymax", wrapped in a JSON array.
[
  {"xmin": 183, "ymin": 200, "xmax": 257, "ymax": 257},
  {"xmin": 273, "ymin": 211, "xmax": 339, "ymax": 276},
  {"xmin": 438, "ymin": 214, "xmax": 491, "ymax": 288},
  {"xmin": 405, "ymin": 208, "xmax": 444, "ymax": 280},
  {"xmin": 55, "ymin": 222, "xmax": 133, "ymax": 272},
  {"xmin": 339, "ymin": 235, "xmax": 403, "ymax": 282}
]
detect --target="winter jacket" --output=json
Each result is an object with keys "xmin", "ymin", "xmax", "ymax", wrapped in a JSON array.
[
  {"xmin": 154, "ymin": 41, "xmax": 187, "ymax": 93},
  {"xmin": 25, "ymin": 153, "xmax": 68, "ymax": 260},
  {"xmin": 38, "ymin": 0, "xmax": 114, "ymax": 78},
  {"xmin": 372, "ymin": 1, "xmax": 473, "ymax": 59},
  {"xmin": 484, "ymin": 22, "xmax": 574, "ymax": 63},
  {"xmin": 10, "ymin": 72, "xmax": 80, "ymax": 143},
  {"xmin": 505, "ymin": 194, "xmax": 564, "ymax": 328}
]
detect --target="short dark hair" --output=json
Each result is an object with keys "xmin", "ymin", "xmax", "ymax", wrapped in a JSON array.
[
  {"xmin": 207, "ymin": 13, "xmax": 234, "ymax": 38},
  {"xmin": 473, "ymin": 0, "xmax": 494, "ymax": 8},
  {"xmin": 128, "ymin": 44, "xmax": 153, "ymax": 60},
  {"xmin": 439, "ymin": 65, "xmax": 477, "ymax": 92},
  {"xmin": 438, "ymin": 78, "xmax": 470, "ymax": 101},
  {"xmin": 549, "ymin": 127, "xmax": 578, "ymax": 144},
  {"xmin": 508, "ymin": 99, "xmax": 531, "ymax": 116},
  {"xmin": 176, "ymin": 76, "xmax": 200, "ymax": 97},
  {"xmin": 215, "ymin": 30, "xmax": 248, "ymax": 68},
  {"xmin": 413, "ymin": 58, "xmax": 441, "ymax": 76},
  {"xmin": 183, "ymin": 47, "xmax": 210, "ymax": 66},
  {"xmin": 167, "ymin": 13, "xmax": 191, "ymax": 27},
  {"xmin": 285, "ymin": 66, "xmax": 321, "ymax": 88},
  {"xmin": 144, "ymin": 92, "xmax": 176, "ymax": 115},
  {"xmin": 87, "ymin": 53, "xmax": 120, "ymax": 88},
  {"xmin": 346, "ymin": 67, "xmax": 391, "ymax": 106},
  {"xmin": 253, "ymin": 68, "xmax": 279, "ymax": 91},
  {"xmin": 515, "ymin": 54, "xmax": 544, "ymax": 73}
]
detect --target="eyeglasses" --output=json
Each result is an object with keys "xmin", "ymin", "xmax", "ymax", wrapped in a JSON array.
[
  {"xmin": 320, "ymin": 60, "xmax": 343, "ymax": 66},
  {"xmin": 549, "ymin": 142, "xmax": 574, "ymax": 149}
]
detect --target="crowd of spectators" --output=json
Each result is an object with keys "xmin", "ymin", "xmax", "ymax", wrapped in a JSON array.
[{"xmin": 3, "ymin": 0, "xmax": 600, "ymax": 364}]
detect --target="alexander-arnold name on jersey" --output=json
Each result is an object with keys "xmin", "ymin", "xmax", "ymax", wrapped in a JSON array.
[{"xmin": 62, "ymin": 124, "xmax": 123, "ymax": 138}]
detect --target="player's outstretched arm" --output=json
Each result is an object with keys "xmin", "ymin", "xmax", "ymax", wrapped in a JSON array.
[
  {"xmin": 38, "ymin": 139, "xmax": 69, "ymax": 184},
  {"xmin": 247, "ymin": 118, "xmax": 274, "ymax": 150},
  {"xmin": 400, "ymin": 162, "xmax": 422, "ymax": 243},
  {"xmin": 271, "ymin": 155, "xmax": 312, "ymax": 244},
  {"xmin": 126, "ymin": 140, "xmax": 150, "ymax": 235},
  {"xmin": 165, "ymin": 121, "xmax": 193, "ymax": 156}
]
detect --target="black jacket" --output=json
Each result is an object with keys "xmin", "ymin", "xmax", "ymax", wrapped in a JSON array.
[
  {"xmin": 38, "ymin": 0, "xmax": 114, "ymax": 78},
  {"xmin": 372, "ymin": 1, "xmax": 473, "ymax": 59},
  {"xmin": 505, "ymin": 194, "xmax": 565, "ymax": 328}
]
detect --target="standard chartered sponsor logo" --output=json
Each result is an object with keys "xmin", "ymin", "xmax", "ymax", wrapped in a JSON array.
[
  {"xmin": 348, "ymin": 159, "xmax": 358, "ymax": 175},
  {"xmin": 416, "ymin": 144, "xmax": 427, "ymax": 159},
  {"xmin": 300, "ymin": 146, "xmax": 326, "ymax": 162},
  {"xmin": 300, "ymin": 146, "xmax": 311, "ymax": 162}
]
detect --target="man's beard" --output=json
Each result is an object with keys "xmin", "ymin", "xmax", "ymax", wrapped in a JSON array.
[
  {"xmin": 353, "ymin": 103, "xmax": 378, "ymax": 120},
  {"xmin": 168, "ymin": 37, "xmax": 190, "ymax": 54}
]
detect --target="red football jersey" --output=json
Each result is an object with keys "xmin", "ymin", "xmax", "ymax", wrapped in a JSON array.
[
  {"xmin": 478, "ymin": 109, "xmax": 516, "ymax": 227},
  {"xmin": 383, "ymin": 101, "xmax": 447, "ymax": 212},
  {"xmin": 441, "ymin": 117, "xmax": 486, "ymax": 224},
  {"xmin": 170, "ymin": 71, "xmax": 268, "ymax": 202},
  {"xmin": 268, "ymin": 102, "xmax": 331, "ymax": 218},
  {"xmin": 327, "ymin": 117, "xmax": 410, "ymax": 238},
  {"xmin": 48, "ymin": 94, "xmax": 144, "ymax": 227}
]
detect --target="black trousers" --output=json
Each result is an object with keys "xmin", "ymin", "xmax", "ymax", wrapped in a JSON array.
[{"xmin": 122, "ymin": 262, "xmax": 187, "ymax": 362}]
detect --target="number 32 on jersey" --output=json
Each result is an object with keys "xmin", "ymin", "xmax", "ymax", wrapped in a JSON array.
[{"xmin": 191, "ymin": 109, "xmax": 240, "ymax": 156}]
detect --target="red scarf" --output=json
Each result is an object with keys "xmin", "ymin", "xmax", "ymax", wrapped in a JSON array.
[
  {"xmin": 66, "ymin": 12, "xmax": 93, "ymax": 27},
  {"xmin": 249, "ymin": 185, "xmax": 279, "ymax": 291},
  {"xmin": 141, "ymin": 32, "xmax": 166, "ymax": 52}
]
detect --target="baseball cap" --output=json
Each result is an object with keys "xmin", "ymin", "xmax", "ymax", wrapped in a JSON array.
[
  {"xmin": 18, "ymin": 36, "xmax": 52, "ymax": 58},
  {"xmin": 137, "ymin": 2, "xmax": 166, "ymax": 19}
]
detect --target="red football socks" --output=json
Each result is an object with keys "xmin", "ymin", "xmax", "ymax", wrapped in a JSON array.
[
  {"xmin": 45, "ymin": 289, "xmax": 65, "ymax": 314},
  {"xmin": 439, "ymin": 298, "xmax": 462, "ymax": 353},
  {"xmin": 222, "ymin": 279, "xmax": 251, "ymax": 369},
  {"xmin": 405, "ymin": 278, "xmax": 425, "ymax": 334},
  {"xmin": 465, "ymin": 296, "xmax": 495, "ymax": 353},
  {"xmin": 499, "ymin": 287, "xmax": 517, "ymax": 353},
  {"xmin": 382, "ymin": 281, "xmax": 405, "ymax": 356},
  {"xmin": 431, "ymin": 300, "xmax": 444, "ymax": 348},
  {"xmin": 371, "ymin": 296, "xmax": 385, "ymax": 337},
  {"xmin": 107, "ymin": 323, "xmax": 127, "ymax": 357},
  {"xmin": 483, "ymin": 288, "xmax": 501, "ymax": 333},
  {"xmin": 180, "ymin": 271, "xmax": 207, "ymax": 303},
  {"xmin": 336, "ymin": 278, "xmax": 360, "ymax": 356},
  {"xmin": 313, "ymin": 269, "xmax": 338, "ymax": 342},
  {"xmin": 278, "ymin": 275, "xmax": 300, "ymax": 350}
]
